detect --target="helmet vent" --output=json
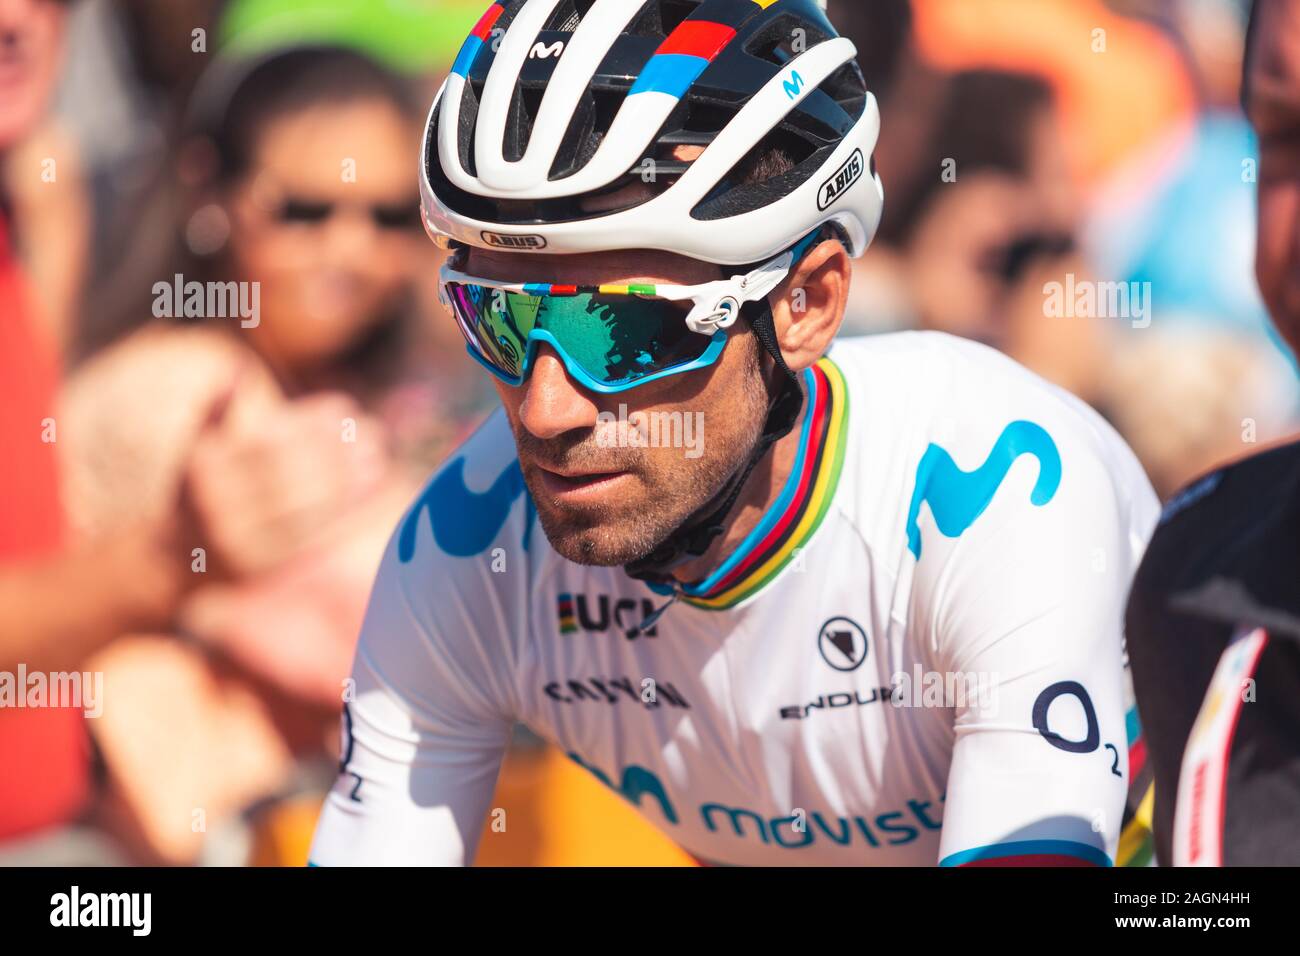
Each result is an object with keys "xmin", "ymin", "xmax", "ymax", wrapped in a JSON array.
[
  {"xmin": 688, "ymin": 64, "xmax": 868, "ymax": 223},
  {"xmin": 660, "ymin": 0, "xmax": 703, "ymax": 36},
  {"xmin": 544, "ymin": 0, "xmax": 581, "ymax": 31},
  {"xmin": 502, "ymin": 82, "xmax": 547, "ymax": 163},
  {"xmin": 746, "ymin": 15, "xmax": 832, "ymax": 67}
]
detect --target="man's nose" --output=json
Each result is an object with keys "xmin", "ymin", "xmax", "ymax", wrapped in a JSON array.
[{"xmin": 516, "ymin": 345, "xmax": 598, "ymax": 439}]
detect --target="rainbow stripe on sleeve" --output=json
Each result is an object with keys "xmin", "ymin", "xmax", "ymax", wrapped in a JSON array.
[{"xmin": 940, "ymin": 840, "xmax": 1112, "ymax": 867}]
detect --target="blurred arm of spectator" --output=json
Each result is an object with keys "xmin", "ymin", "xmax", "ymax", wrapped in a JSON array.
[
  {"xmin": 1, "ymin": 118, "xmax": 90, "ymax": 357},
  {"xmin": 2, "ymin": 324, "xmax": 399, "ymax": 680},
  {"xmin": 57, "ymin": 324, "xmax": 406, "ymax": 704},
  {"xmin": 0, "ymin": 525, "xmax": 188, "ymax": 675}
]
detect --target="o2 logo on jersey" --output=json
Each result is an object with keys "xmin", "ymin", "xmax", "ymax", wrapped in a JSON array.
[
  {"xmin": 818, "ymin": 616, "xmax": 869, "ymax": 671},
  {"xmin": 1033, "ymin": 681, "xmax": 1122, "ymax": 777},
  {"xmin": 818, "ymin": 149, "xmax": 864, "ymax": 211},
  {"xmin": 338, "ymin": 704, "xmax": 362, "ymax": 802}
]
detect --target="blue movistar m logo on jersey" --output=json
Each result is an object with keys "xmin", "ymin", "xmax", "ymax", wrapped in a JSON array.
[
  {"xmin": 783, "ymin": 70, "xmax": 805, "ymax": 99},
  {"xmin": 399, "ymin": 457, "xmax": 531, "ymax": 561},
  {"xmin": 905, "ymin": 420, "xmax": 1062, "ymax": 559}
]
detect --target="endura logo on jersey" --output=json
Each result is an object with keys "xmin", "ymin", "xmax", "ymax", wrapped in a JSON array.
[
  {"xmin": 817, "ymin": 149, "xmax": 865, "ymax": 211},
  {"xmin": 557, "ymin": 593, "xmax": 659, "ymax": 638},
  {"xmin": 779, "ymin": 685, "xmax": 895, "ymax": 720},
  {"xmin": 905, "ymin": 420, "xmax": 1062, "ymax": 559},
  {"xmin": 818, "ymin": 616, "xmax": 868, "ymax": 671}
]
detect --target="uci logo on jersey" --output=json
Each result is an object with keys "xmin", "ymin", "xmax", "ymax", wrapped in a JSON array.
[
  {"xmin": 558, "ymin": 593, "xmax": 659, "ymax": 639},
  {"xmin": 481, "ymin": 231, "xmax": 548, "ymax": 250},
  {"xmin": 817, "ymin": 149, "xmax": 865, "ymax": 211}
]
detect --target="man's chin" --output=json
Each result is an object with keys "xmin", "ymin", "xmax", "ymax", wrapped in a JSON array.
[{"xmin": 532, "ymin": 506, "xmax": 667, "ymax": 567}]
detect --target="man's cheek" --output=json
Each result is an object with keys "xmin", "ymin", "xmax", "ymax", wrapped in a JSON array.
[{"xmin": 1254, "ymin": 183, "xmax": 1298, "ymax": 303}]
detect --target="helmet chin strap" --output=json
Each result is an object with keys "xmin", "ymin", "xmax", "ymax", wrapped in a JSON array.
[{"xmin": 623, "ymin": 299, "xmax": 806, "ymax": 586}]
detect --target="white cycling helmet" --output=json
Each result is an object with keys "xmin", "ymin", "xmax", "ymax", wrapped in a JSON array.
[{"xmin": 421, "ymin": 0, "xmax": 884, "ymax": 266}]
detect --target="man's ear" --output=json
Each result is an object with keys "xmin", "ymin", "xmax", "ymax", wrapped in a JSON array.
[{"xmin": 768, "ymin": 239, "xmax": 851, "ymax": 372}]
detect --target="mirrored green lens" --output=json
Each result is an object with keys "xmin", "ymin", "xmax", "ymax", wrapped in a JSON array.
[{"xmin": 445, "ymin": 283, "xmax": 707, "ymax": 386}]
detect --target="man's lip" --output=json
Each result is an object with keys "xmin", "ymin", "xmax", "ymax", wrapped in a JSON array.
[
  {"xmin": 535, "ymin": 465, "xmax": 633, "ymax": 499},
  {"xmin": 538, "ymin": 465, "xmax": 627, "ymax": 480}
]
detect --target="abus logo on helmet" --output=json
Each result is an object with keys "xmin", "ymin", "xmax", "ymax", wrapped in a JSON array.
[
  {"xmin": 817, "ymin": 149, "xmax": 865, "ymax": 212},
  {"xmin": 481, "ymin": 231, "xmax": 548, "ymax": 250}
]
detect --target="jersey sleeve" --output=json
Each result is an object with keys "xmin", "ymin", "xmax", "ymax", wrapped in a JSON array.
[
  {"xmin": 309, "ymin": 434, "xmax": 528, "ymax": 866},
  {"xmin": 913, "ymin": 419, "xmax": 1158, "ymax": 867}
]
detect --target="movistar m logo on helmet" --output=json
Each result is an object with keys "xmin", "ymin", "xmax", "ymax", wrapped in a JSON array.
[
  {"xmin": 783, "ymin": 70, "xmax": 806, "ymax": 100},
  {"xmin": 529, "ymin": 40, "xmax": 564, "ymax": 59}
]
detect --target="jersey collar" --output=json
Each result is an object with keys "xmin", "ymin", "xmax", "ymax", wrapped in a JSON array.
[{"xmin": 644, "ymin": 355, "xmax": 850, "ymax": 611}]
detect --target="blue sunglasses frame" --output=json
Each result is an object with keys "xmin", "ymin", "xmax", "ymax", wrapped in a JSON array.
[{"xmin": 443, "ymin": 229, "xmax": 823, "ymax": 395}]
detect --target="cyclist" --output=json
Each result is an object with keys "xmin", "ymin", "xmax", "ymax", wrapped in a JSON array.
[
  {"xmin": 311, "ymin": 0, "xmax": 1159, "ymax": 866},
  {"xmin": 1125, "ymin": 0, "xmax": 1300, "ymax": 867}
]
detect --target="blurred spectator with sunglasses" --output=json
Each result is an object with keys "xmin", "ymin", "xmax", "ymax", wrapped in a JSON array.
[
  {"xmin": 0, "ymin": 0, "xmax": 319, "ymax": 865},
  {"xmin": 848, "ymin": 68, "xmax": 1108, "ymax": 407},
  {"xmin": 51, "ymin": 42, "xmax": 488, "ymax": 864}
]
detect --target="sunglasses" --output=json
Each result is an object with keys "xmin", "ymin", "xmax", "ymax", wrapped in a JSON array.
[
  {"xmin": 438, "ymin": 231, "xmax": 822, "ymax": 394},
  {"xmin": 271, "ymin": 196, "xmax": 423, "ymax": 232}
]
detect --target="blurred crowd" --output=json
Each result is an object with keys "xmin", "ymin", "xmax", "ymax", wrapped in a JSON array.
[{"xmin": 0, "ymin": 0, "xmax": 1296, "ymax": 866}]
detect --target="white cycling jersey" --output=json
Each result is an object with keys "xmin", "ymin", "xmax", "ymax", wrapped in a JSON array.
[{"xmin": 310, "ymin": 332, "xmax": 1160, "ymax": 867}]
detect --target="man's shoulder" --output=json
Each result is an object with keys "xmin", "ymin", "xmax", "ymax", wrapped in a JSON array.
[
  {"xmin": 827, "ymin": 331, "xmax": 1152, "ymax": 514},
  {"xmin": 1131, "ymin": 440, "xmax": 1300, "ymax": 629},
  {"xmin": 393, "ymin": 408, "xmax": 541, "ymax": 569},
  {"xmin": 828, "ymin": 331, "xmax": 1116, "ymax": 434}
]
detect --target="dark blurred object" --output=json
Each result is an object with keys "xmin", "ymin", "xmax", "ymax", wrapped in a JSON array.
[
  {"xmin": 991, "ymin": 231, "xmax": 1075, "ymax": 284},
  {"xmin": 117, "ymin": 0, "xmax": 226, "ymax": 101},
  {"xmin": 1127, "ymin": 440, "xmax": 1300, "ymax": 864},
  {"xmin": 829, "ymin": 0, "xmax": 913, "ymax": 102},
  {"xmin": 883, "ymin": 70, "xmax": 1056, "ymax": 246}
]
